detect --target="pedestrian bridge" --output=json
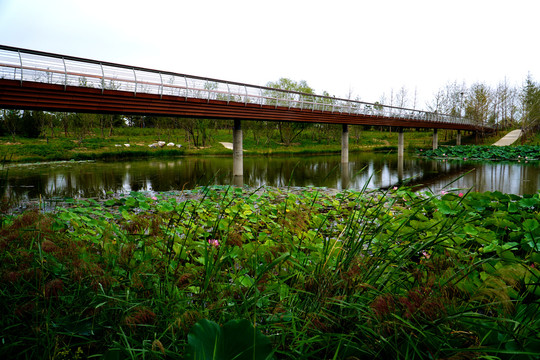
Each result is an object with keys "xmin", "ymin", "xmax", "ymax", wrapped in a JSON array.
[
  {"xmin": 0, "ymin": 45, "xmax": 488, "ymax": 131},
  {"xmin": 0, "ymin": 45, "xmax": 491, "ymax": 180}
]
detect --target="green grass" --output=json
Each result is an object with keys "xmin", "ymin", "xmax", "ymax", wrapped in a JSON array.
[
  {"xmin": 1, "ymin": 186, "xmax": 540, "ymax": 359},
  {"xmin": 0, "ymin": 126, "xmax": 496, "ymax": 163}
]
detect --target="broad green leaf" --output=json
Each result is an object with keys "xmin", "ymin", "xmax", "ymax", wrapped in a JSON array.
[
  {"xmin": 523, "ymin": 219, "xmax": 539, "ymax": 232},
  {"xmin": 187, "ymin": 319, "xmax": 273, "ymax": 360},
  {"xmin": 463, "ymin": 224, "xmax": 478, "ymax": 236}
]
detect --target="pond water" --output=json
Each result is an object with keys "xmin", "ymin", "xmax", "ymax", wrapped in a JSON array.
[{"xmin": 1, "ymin": 152, "xmax": 539, "ymax": 204}]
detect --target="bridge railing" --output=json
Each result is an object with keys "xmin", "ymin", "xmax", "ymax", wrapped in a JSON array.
[{"xmin": 0, "ymin": 45, "xmax": 481, "ymax": 128}]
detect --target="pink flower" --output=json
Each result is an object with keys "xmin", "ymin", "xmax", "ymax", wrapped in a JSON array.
[
  {"xmin": 208, "ymin": 239, "xmax": 220, "ymax": 248},
  {"xmin": 393, "ymin": 186, "xmax": 398, "ymax": 190},
  {"xmin": 152, "ymin": 196, "xmax": 158, "ymax": 200},
  {"xmin": 441, "ymin": 190, "xmax": 448, "ymax": 195},
  {"xmin": 458, "ymin": 192, "xmax": 464, "ymax": 197}
]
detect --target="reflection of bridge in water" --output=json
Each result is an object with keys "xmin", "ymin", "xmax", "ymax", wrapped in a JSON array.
[
  {"xmin": 0, "ymin": 45, "xmax": 494, "ymax": 184},
  {"xmin": 3, "ymin": 155, "xmax": 537, "ymax": 207},
  {"xmin": 379, "ymin": 160, "xmax": 540, "ymax": 195}
]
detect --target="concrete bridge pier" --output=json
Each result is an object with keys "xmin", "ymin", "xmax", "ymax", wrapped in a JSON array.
[
  {"xmin": 456, "ymin": 130, "xmax": 462, "ymax": 145},
  {"xmin": 233, "ymin": 119, "xmax": 243, "ymax": 183},
  {"xmin": 341, "ymin": 124, "xmax": 349, "ymax": 163},
  {"xmin": 433, "ymin": 129, "xmax": 439, "ymax": 150}
]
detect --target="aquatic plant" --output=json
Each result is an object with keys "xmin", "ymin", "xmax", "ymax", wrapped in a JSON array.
[
  {"xmin": 418, "ymin": 145, "xmax": 540, "ymax": 161},
  {"xmin": 0, "ymin": 186, "xmax": 539, "ymax": 359}
]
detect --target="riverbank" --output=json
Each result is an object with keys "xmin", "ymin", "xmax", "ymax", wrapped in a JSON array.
[
  {"xmin": 0, "ymin": 127, "xmax": 496, "ymax": 163},
  {"xmin": 1, "ymin": 186, "xmax": 539, "ymax": 359}
]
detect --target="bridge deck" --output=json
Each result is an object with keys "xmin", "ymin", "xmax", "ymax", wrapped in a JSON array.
[
  {"xmin": 0, "ymin": 45, "xmax": 490, "ymax": 131},
  {"xmin": 0, "ymin": 79, "xmax": 481, "ymax": 130}
]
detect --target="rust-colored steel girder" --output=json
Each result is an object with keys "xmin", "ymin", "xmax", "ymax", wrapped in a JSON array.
[{"xmin": 0, "ymin": 79, "xmax": 481, "ymax": 131}]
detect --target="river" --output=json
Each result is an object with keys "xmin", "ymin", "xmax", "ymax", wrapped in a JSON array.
[{"xmin": 1, "ymin": 152, "xmax": 539, "ymax": 205}]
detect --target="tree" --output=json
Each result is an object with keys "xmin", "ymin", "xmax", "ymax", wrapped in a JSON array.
[
  {"xmin": 2, "ymin": 109, "xmax": 21, "ymax": 141},
  {"xmin": 427, "ymin": 81, "xmax": 467, "ymax": 117},
  {"xmin": 20, "ymin": 111, "xmax": 43, "ymax": 138},
  {"xmin": 520, "ymin": 74, "xmax": 540, "ymax": 134},
  {"xmin": 265, "ymin": 78, "xmax": 315, "ymax": 145},
  {"xmin": 44, "ymin": 112, "xmax": 58, "ymax": 138},
  {"xmin": 68, "ymin": 112, "xmax": 97, "ymax": 143},
  {"xmin": 465, "ymin": 83, "xmax": 492, "ymax": 126},
  {"xmin": 395, "ymin": 86, "xmax": 409, "ymax": 109},
  {"xmin": 99, "ymin": 114, "xmax": 123, "ymax": 137},
  {"xmin": 180, "ymin": 118, "xmax": 215, "ymax": 148},
  {"xmin": 493, "ymin": 79, "xmax": 518, "ymax": 129}
]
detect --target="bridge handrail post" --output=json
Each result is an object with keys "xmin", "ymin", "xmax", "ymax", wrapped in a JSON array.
[
  {"xmin": 133, "ymin": 68, "xmax": 137, "ymax": 96},
  {"xmin": 100, "ymin": 63, "xmax": 105, "ymax": 94},
  {"xmin": 62, "ymin": 57, "xmax": 67, "ymax": 90},
  {"xmin": 17, "ymin": 50, "xmax": 23, "ymax": 85},
  {"xmin": 244, "ymin": 85, "xmax": 248, "ymax": 105},
  {"xmin": 184, "ymin": 76, "xmax": 188, "ymax": 100},
  {"xmin": 159, "ymin": 72, "xmax": 163, "ymax": 99},
  {"xmin": 227, "ymin": 83, "xmax": 232, "ymax": 105}
]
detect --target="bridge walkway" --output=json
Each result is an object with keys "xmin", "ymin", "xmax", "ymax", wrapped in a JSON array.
[{"xmin": 493, "ymin": 129, "xmax": 522, "ymax": 146}]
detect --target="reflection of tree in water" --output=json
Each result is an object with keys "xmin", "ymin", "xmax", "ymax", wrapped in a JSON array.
[
  {"xmin": 3, "ymin": 163, "xmax": 127, "ymax": 200},
  {"xmin": 3, "ymin": 156, "xmax": 539, "ymax": 203}
]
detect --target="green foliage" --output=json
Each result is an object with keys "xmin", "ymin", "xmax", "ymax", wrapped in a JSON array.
[
  {"xmin": 522, "ymin": 75, "xmax": 540, "ymax": 132},
  {"xmin": 187, "ymin": 319, "xmax": 273, "ymax": 360},
  {"xmin": 418, "ymin": 145, "xmax": 540, "ymax": 161},
  {"xmin": 264, "ymin": 78, "xmax": 316, "ymax": 145},
  {"xmin": 1, "ymin": 187, "xmax": 540, "ymax": 359}
]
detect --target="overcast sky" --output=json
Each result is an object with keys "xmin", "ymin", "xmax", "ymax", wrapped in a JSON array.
[{"xmin": 1, "ymin": 0, "xmax": 538, "ymax": 109}]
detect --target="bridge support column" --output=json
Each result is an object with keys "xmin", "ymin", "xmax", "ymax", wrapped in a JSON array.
[
  {"xmin": 432, "ymin": 129, "xmax": 438, "ymax": 150},
  {"xmin": 456, "ymin": 130, "xmax": 462, "ymax": 145},
  {"xmin": 233, "ymin": 119, "xmax": 243, "ymax": 181},
  {"xmin": 341, "ymin": 124, "xmax": 349, "ymax": 163}
]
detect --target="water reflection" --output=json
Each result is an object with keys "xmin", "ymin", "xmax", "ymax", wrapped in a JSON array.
[{"xmin": 1, "ymin": 153, "xmax": 539, "ymax": 203}]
